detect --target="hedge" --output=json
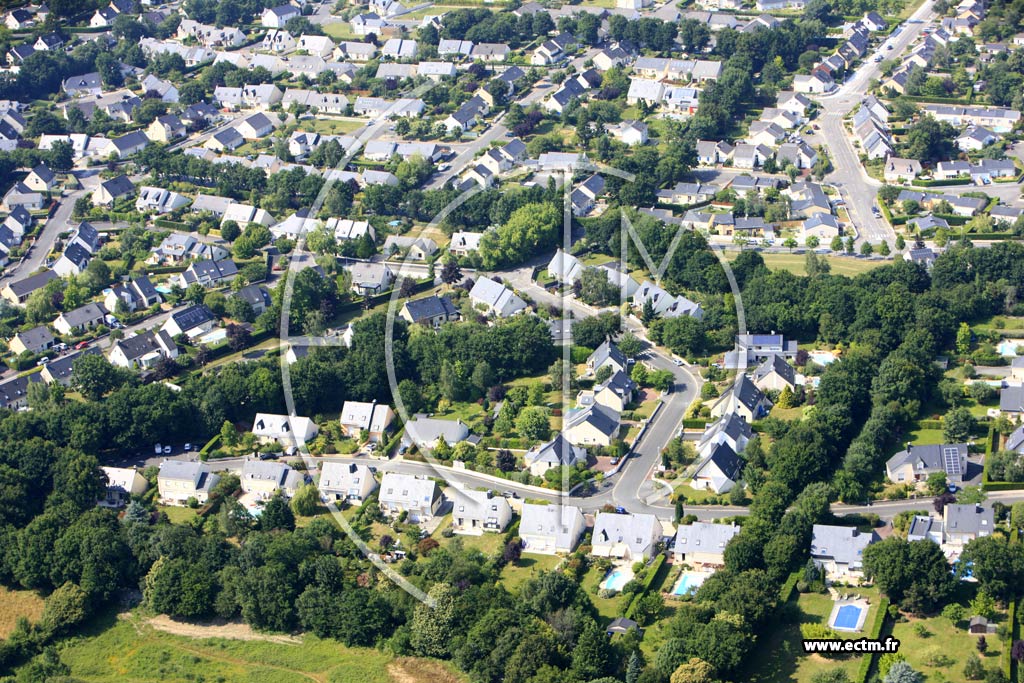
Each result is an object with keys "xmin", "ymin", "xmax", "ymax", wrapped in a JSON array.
[
  {"xmin": 199, "ymin": 433, "xmax": 221, "ymax": 457},
  {"xmin": 154, "ymin": 219, "xmax": 190, "ymax": 230},
  {"xmin": 982, "ymin": 426, "xmax": 1024, "ymax": 490},
  {"xmin": 1005, "ymin": 529, "xmax": 1018, "ymax": 682},
  {"xmin": 917, "ymin": 419, "xmax": 943, "ymax": 430},
  {"xmin": 911, "ymin": 178, "xmax": 973, "ymax": 187},
  {"xmin": 779, "ymin": 571, "xmax": 801, "ymax": 603},
  {"xmin": 854, "ymin": 597, "xmax": 891, "ymax": 683},
  {"xmin": 682, "ymin": 418, "xmax": 710, "ymax": 429},
  {"xmin": 624, "ymin": 554, "xmax": 667, "ymax": 620}
]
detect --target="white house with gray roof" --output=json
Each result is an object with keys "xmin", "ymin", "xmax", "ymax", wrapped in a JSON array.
[
  {"xmin": 710, "ymin": 374, "xmax": 772, "ymax": 421},
  {"xmin": 524, "ymin": 434, "xmax": 588, "ymax": 477},
  {"xmin": 339, "ymin": 401, "xmax": 394, "ymax": 442},
  {"xmin": 520, "ymin": 503, "xmax": 586, "ymax": 554},
  {"xmin": 379, "ymin": 473, "xmax": 442, "ymax": 522},
  {"xmin": 564, "ymin": 404, "xmax": 620, "ymax": 448},
  {"xmin": 469, "ymin": 276, "xmax": 527, "ymax": 318},
  {"xmin": 885, "ymin": 442, "xmax": 967, "ymax": 484},
  {"xmin": 404, "ymin": 414, "xmax": 474, "ymax": 449},
  {"xmin": 251, "ymin": 413, "xmax": 319, "ymax": 448},
  {"xmin": 157, "ymin": 460, "xmax": 220, "ymax": 505},
  {"xmin": 943, "ymin": 503, "xmax": 993, "ymax": 547},
  {"xmin": 697, "ymin": 413, "xmax": 752, "ymax": 458},
  {"xmin": 810, "ymin": 524, "xmax": 878, "ymax": 581},
  {"xmin": 318, "ymin": 462, "xmax": 378, "ymax": 505},
  {"xmin": 690, "ymin": 442, "xmax": 743, "ymax": 493},
  {"xmin": 591, "ymin": 511, "xmax": 663, "ymax": 561},
  {"xmin": 673, "ymin": 521, "xmax": 739, "ymax": 566},
  {"xmin": 450, "ymin": 489, "xmax": 512, "ymax": 534}
]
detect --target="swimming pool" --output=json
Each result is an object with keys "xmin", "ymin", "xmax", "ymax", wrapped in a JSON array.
[
  {"xmin": 808, "ymin": 351, "xmax": 836, "ymax": 366},
  {"xmin": 998, "ymin": 339, "xmax": 1024, "ymax": 357},
  {"xmin": 602, "ymin": 569, "xmax": 632, "ymax": 591},
  {"xmin": 672, "ymin": 571, "xmax": 708, "ymax": 596},
  {"xmin": 831, "ymin": 604, "xmax": 866, "ymax": 631},
  {"xmin": 199, "ymin": 328, "xmax": 228, "ymax": 345}
]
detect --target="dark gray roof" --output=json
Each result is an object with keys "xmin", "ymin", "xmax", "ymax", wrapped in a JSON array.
[
  {"xmin": 170, "ymin": 304, "xmax": 216, "ymax": 332},
  {"xmin": 590, "ymin": 340, "xmax": 627, "ymax": 369},
  {"xmin": 42, "ymin": 346, "xmax": 101, "ymax": 381},
  {"xmin": 1006, "ymin": 423, "xmax": 1024, "ymax": 452},
  {"xmin": 566, "ymin": 403, "xmax": 619, "ymax": 437},
  {"xmin": 59, "ymin": 301, "xmax": 106, "ymax": 328},
  {"xmin": 59, "ymin": 243, "xmax": 91, "ymax": 270},
  {"xmin": 753, "ymin": 354, "xmax": 796, "ymax": 386},
  {"xmin": 0, "ymin": 373, "xmax": 41, "ymax": 408},
  {"xmin": 30, "ymin": 164, "xmax": 55, "ymax": 184},
  {"xmin": 100, "ymin": 174, "xmax": 135, "ymax": 198},
  {"xmin": 231, "ymin": 284, "xmax": 269, "ymax": 309},
  {"xmin": 698, "ymin": 442, "xmax": 743, "ymax": 480},
  {"xmin": 726, "ymin": 374, "xmax": 767, "ymax": 412},
  {"xmin": 886, "ymin": 442, "xmax": 967, "ymax": 476},
  {"xmin": 7, "ymin": 269, "xmax": 57, "ymax": 297},
  {"xmin": 402, "ymin": 295, "xmax": 458, "ymax": 324},
  {"xmin": 114, "ymin": 330, "xmax": 174, "ymax": 362}
]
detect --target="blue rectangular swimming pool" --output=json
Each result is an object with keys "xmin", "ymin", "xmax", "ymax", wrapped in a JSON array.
[{"xmin": 832, "ymin": 604, "xmax": 864, "ymax": 631}]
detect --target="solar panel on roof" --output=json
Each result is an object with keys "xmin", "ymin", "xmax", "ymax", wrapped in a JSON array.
[{"xmin": 943, "ymin": 446, "xmax": 962, "ymax": 476}]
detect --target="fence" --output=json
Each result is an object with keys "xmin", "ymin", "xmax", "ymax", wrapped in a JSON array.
[{"xmin": 854, "ymin": 597, "xmax": 891, "ymax": 683}]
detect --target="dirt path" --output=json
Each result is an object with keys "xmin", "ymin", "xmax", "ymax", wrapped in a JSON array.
[
  {"xmin": 387, "ymin": 658, "xmax": 462, "ymax": 683},
  {"xmin": 144, "ymin": 614, "xmax": 303, "ymax": 644}
]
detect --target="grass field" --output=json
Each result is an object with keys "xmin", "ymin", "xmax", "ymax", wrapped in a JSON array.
[
  {"xmin": 742, "ymin": 587, "xmax": 881, "ymax": 683},
  {"xmin": 0, "ymin": 586, "xmax": 44, "ymax": 638},
  {"xmin": 321, "ymin": 21, "xmax": 357, "ymax": 40},
  {"xmin": 499, "ymin": 554, "xmax": 562, "ymax": 591},
  {"xmin": 742, "ymin": 253, "xmax": 887, "ymax": 277},
  {"xmin": 54, "ymin": 614, "xmax": 465, "ymax": 683},
  {"xmin": 157, "ymin": 505, "xmax": 199, "ymax": 525},
  {"xmin": 891, "ymin": 596, "xmax": 1005, "ymax": 679},
  {"xmin": 580, "ymin": 566, "xmax": 626, "ymax": 621},
  {"xmin": 300, "ymin": 118, "xmax": 366, "ymax": 135},
  {"xmin": 673, "ymin": 483, "xmax": 719, "ymax": 504}
]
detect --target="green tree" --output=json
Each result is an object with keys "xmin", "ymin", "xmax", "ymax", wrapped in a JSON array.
[
  {"xmin": 261, "ymin": 494, "xmax": 296, "ymax": 531},
  {"xmin": 478, "ymin": 203, "xmax": 560, "ymax": 269},
  {"xmin": 411, "ymin": 583, "xmax": 459, "ymax": 657},
  {"xmin": 670, "ymin": 658, "xmax": 717, "ymax": 683},
  {"xmin": 291, "ymin": 483, "xmax": 320, "ymax": 516},
  {"xmin": 926, "ymin": 471, "xmax": 949, "ymax": 496},
  {"xmin": 71, "ymin": 354, "xmax": 135, "ymax": 400},
  {"xmin": 956, "ymin": 322, "xmax": 972, "ymax": 356},
  {"xmin": 830, "ymin": 235, "xmax": 844, "ymax": 252},
  {"xmin": 943, "ymin": 407, "xmax": 976, "ymax": 442},
  {"xmin": 959, "ymin": 535, "xmax": 1024, "ymax": 602},
  {"xmin": 41, "ymin": 582, "xmax": 90, "ymax": 636},
  {"xmin": 895, "ymin": 234, "xmax": 906, "ymax": 251},
  {"xmin": 516, "ymin": 406, "xmax": 551, "ymax": 441}
]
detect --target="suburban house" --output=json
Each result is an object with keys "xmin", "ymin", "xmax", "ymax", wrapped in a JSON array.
[
  {"xmin": 907, "ymin": 514, "xmax": 945, "ymax": 544},
  {"xmin": 404, "ymin": 414, "xmax": 475, "ymax": 449},
  {"xmin": 251, "ymin": 413, "xmax": 320, "ymax": 448},
  {"xmin": 885, "ymin": 442, "xmax": 967, "ymax": 484},
  {"xmin": 524, "ymin": 434, "xmax": 588, "ymax": 477},
  {"xmin": 400, "ymin": 295, "xmax": 460, "ymax": 328},
  {"xmin": 107, "ymin": 330, "xmax": 178, "ymax": 369},
  {"xmin": 378, "ymin": 473, "xmax": 442, "ymax": 522},
  {"xmin": 673, "ymin": 521, "xmax": 740, "ymax": 566},
  {"xmin": 587, "ymin": 341, "xmax": 628, "ymax": 377},
  {"xmin": 450, "ymin": 489, "xmax": 513, "ymax": 534},
  {"xmin": 710, "ymin": 374, "xmax": 773, "ymax": 421},
  {"xmin": 751, "ymin": 355, "xmax": 797, "ymax": 392},
  {"xmin": 519, "ymin": 503, "xmax": 586, "ymax": 554},
  {"xmin": 105, "ymin": 276, "xmax": 161, "ymax": 313},
  {"xmin": 579, "ymin": 370, "xmax": 636, "ymax": 413},
  {"xmin": 261, "ymin": 4, "xmax": 300, "ymax": 28},
  {"xmin": 632, "ymin": 281, "xmax": 703, "ymax": 319},
  {"xmin": 0, "ymin": 374, "xmax": 41, "ymax": 410},
  {"xmin": 40, "ymin": 347, "xmax": 100, "ymax": 386},
  {"xmin": 54, "ymin": 302, "xmax": 107, "ymax": 335},
  {"xmin": 690, "ymin": 442, "xmax": 744, "ymax": 493},
  {"xmin": 809, "ymin": 524, "xmax": 878, "ymax": 581},
  {"xmin": 9, "ymin": 325, "xmax": 55, "ymax": 355},
  {"xmin": 157, "ymin": 460, "xmax": 220, "ymax": 505},
  {"xmin": 469, "ymin": 276, "xmax": 527, "ymax": 318},
  {"xmin": 240, "ymin": 459, "xmax": 305, "ymax": 499},
  {"xmin": 318, "ymin": 462, "xmax": 378, "ymax": 505},
  {"xmin": 23, "ymin": 164, "xmax": 56, "ymax": 193},
  {"xmin": 99, "ymin": 466, "xmax": 148, "ymax": 508},
  {"xmin": 93, "ymin": 174, "xmax": 135, "ymax": 205},
  {"xmin": 591, "ymin": 512, "xmax": 663, "ymax": 561},
  {"xmin": 161, "ymin": 304, "xmax": 217, "ymax": 339},
  {"xmin": 347, "ymin": 262, "xmax": 394, "ymax": 295},
  {"xmin": 697, "ymin": 413, "xmax": 752, "ymax": 458},
  {"xmin": 943, "ymin": 503, "xmax": 994, "ymax": 547},
  {"xmin": 564, "ymin": 404, "xmax": 620, "ymax": 448},
  {"xmin": 1, "ymin": 270, "xmax": 58, "ymax": 306},
  {"xmin": 178, "ymin": 260, "xmax": 239, "ymax": 288},
  {"xmin": 339, "ymin": 401, "xmax": 395, "ymax": 442}
]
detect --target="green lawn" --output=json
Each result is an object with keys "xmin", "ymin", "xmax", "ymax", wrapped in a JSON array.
[
  {"xmin": 157, "ymin": 505, "xmax": 198, "ymax": 525},
  {"xmin": 300, "ymin": 118, "xmax": 366, "ymax": 135},
  {"xmin": 673, "ymin": 483, "xmax": 719, "ymax": 504},
  {"xmin": 891, "ymin": 592, "xmax": 1005, "ymax": 679},
  {"xmin": 580, "ymin": 566, "xmax": 626, "ymax": 622},
  {"xmin": 907, "ymin": 427, "xmax": 946, "ymax": 446},
  {"xmin": 398, "ymin": 4, "xmax": 464, "ymax": 18},
  {"xmin": 54, "ymin": 613, "xmax": 465, "ymax": 683},
  {"xmin": 742, "ymin": 587, "xmax": 881, "ymax": 683},
  {"xmin": 499, "ymin": 554, "xmax": 562, "ymax": 591},
  {"xmin": 747, "ymin": 253, "xmax": 887, "ymax": 277},
  {"xmin": 321, "ymin": 21, "xmax": 357, "ymax": 40}
]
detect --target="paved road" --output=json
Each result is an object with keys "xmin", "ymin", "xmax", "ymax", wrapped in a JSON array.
[
  {"xmin": 1, "ymin": 183, "xmax": 91, "ymax": 285},
  {"xmin": 816, "ymin": 0, "xmax": 937, "ymax": 245}
]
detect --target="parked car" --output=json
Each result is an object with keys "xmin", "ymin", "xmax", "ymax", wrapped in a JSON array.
[
  {"xmin": 614, "ymin": 506, "xmax": 627, "ymax": 514},
  {"xmin": 75, "ymin": 341, "xmax": 89, "ymax": 350},
  {"xmin": 184, "ymin": 443, "xmax": 192, "ymax": 452},
  {"xmin": 162, "ymin": 445, "xmax": 172, "ymax": 454},
  {"xmin": 36, "ymin": 357, "xmax": 49, "ymax": 366},
  {"xmin": 154, "ymin": 444, "xmax": 163, "ymax": 454}
]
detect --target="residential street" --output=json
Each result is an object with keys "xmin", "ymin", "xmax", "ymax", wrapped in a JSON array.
[{"xmin": 816, "ymin": 0, "xmax": 938, "ymax": 245}]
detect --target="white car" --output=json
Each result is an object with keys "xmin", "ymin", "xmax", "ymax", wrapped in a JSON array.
[{"xmin": 154, "ymin": 444, "xmax": 163, "ymax": 454}]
